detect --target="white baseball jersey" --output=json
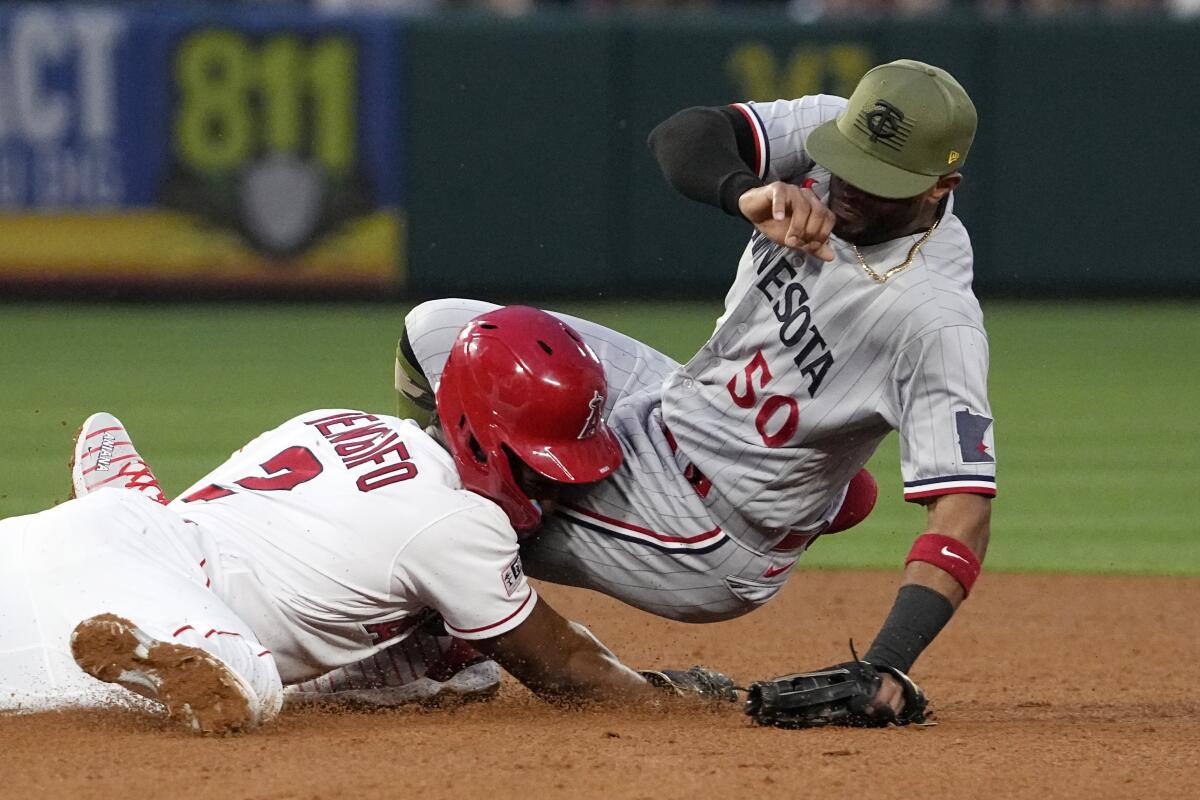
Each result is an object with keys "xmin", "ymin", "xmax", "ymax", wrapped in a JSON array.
[
  {"xmin": 171, "ymin": 409, "xmax": 535, "ymax": 683},
  {"xmin": 662, "ymin": 95, "xmax": 997, "ymax": 543}
]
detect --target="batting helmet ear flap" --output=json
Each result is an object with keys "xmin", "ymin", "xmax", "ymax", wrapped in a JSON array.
[{"xmin": 434, "ymin": 306, "xmax": 623, "ymax": 534}]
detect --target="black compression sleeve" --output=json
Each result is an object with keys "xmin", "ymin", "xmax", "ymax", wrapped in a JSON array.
[
  {"xmin": 863, "ymin": 584, "xmax": 955, "ymax": 674},
  {"xmin": 647, "ymin": 106, "xmax": 765, "ymax": 217}
]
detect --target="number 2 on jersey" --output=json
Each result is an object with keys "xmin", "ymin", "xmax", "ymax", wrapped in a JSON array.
[
  {"xmin": 181, "ymin": 446, "xmax": 324, "ymax": 503},
  {"xmin": 726, "ymin": 350, "xmax": 799, "ymax": 448}
]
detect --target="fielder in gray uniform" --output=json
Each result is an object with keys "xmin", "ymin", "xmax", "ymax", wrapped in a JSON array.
[{"xmin": 397, "ymin": 60, "xmax": 994, "ymax": 717}]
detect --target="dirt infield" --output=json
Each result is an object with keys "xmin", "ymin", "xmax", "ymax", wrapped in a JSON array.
[{"xmin": 2, "ymin": 570, "xmax": 1197, "ymax": 800}]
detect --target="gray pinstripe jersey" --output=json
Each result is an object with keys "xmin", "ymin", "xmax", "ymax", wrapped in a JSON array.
[
  {"xmin": 664, "ymin": 95, "xmax": 997, "ymax": 545},
  {"xmin": 397, "ymin": 95, "xmax": 996, "ymax": 621}
]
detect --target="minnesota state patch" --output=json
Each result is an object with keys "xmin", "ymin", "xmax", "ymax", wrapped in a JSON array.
[{"xmin": 956, "ymin": 409, "xmax": 995, "ymax": 464}]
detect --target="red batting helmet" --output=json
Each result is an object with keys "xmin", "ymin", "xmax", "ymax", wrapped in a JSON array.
[{"xmin": 435, "ymin": 306, "xmax": 623, "ymax": 533}]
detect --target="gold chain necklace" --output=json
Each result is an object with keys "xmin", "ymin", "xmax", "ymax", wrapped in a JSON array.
[{"xmin": 851, "ymin": 218, "xmax": 940, "ymax": 284}]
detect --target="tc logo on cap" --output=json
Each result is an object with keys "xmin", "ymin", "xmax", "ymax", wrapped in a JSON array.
[{"xmin": 857, "ymin": 100, "xmax": 913, "ymax": 151}]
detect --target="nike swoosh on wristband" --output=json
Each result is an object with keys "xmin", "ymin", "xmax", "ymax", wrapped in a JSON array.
[{"xmin": 941, "ymin": 545, "xmax": 968, "ymax": 563}]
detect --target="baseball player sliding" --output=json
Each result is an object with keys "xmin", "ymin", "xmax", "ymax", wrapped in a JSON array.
[
  {"xmin": 389, "ymin": 60, "xmax": 994, "ymax": 727},
  {"xmin": 0, "ymin": 308, "xmax": 734, "ymax": 733}
]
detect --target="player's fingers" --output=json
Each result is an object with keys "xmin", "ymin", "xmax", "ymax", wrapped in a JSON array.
[
  {"xmin": 771, "ymin": 185, "xmax": 788, "ymax": 221},
  {"xmin": 801, "ymin": 189, "xmax": 832, "ymax": 241},
  {"xmin": 800, "ymin": 240, "xmax": 836, "ymax": 263},
  {"xmin": 801, "ymin": 199, "xmax": 837, "ymax": 261},
  {"xmin": 870, "ymin": 675, "xmax": 904, "ymax": 716},
  {"xmin": 816, "ymin": 204, "xmax": 837, "ymax": 243},
  {"xmin": 864, "ymin": 677, "xmax": 891, "ymax": 714},
  {"xmin": 784, "ymin": 191, "xmax": 813, "ymax": 248},
  {"xmin": 887, "ymin": 686, "xmax": 905, "ymax": 715}
]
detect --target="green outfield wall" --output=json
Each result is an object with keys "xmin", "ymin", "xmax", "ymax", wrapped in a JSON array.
[{"xmin": 405, "ymin": 14, "xmax": 1200, "ymax": 299}]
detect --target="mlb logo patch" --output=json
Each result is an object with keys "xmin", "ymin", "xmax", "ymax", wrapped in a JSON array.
[
  {"xmin": 956, "ymin": 409, "xmax": 994, "ymax": 464},
  {"xmin": 501, "ymin": 555, "xmax": 524, "ymax": 597}
]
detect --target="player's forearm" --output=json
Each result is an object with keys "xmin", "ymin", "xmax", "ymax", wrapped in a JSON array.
[
  {"xmin": 516, "ymin": 621, "xmax": 654, "ymax": 704},
  {"xmin": 904, "ymin": 494, "xmax": 991, "ymax": 607},
  {"xmin": 865, "ymin": 494, "xmax": 991, "ymax": 672},
  {"xmin": 479, "ymin": 605, "xmax": 655, "ymax": 704},
  {"xmin": 647, "ymin": 106, "xmax": 764, "ymax": 216}
]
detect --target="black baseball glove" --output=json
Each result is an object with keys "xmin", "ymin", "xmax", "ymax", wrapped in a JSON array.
[
  {"xmin": 744, "ymin": 659, "xmax": 928, "ymax": 729},
  {"xmin": 639, "ymin": 666, "xmax": 740, "ymax": 702}
]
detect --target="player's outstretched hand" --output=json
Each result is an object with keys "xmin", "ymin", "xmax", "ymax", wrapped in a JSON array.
[
  {"xmin": 639, "ymin": 666, "xmax": 740, "ymax": 703},
  {"xmin": 738, "ymin": 181, "xmax": 836, "ymax": 262}
]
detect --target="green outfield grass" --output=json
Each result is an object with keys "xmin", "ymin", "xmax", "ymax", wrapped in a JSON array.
[{"xmin": 2, "ymin": 301, "xmax": 1196, "ymax": 575}]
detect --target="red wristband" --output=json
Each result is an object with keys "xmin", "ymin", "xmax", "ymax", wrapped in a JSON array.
[{"xmin": 906, "ymin": 533, "xmax": 981, "ymax": 596}]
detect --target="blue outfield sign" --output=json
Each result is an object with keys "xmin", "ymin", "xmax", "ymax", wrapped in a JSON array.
[{"xmin": 0, "ymin": 4, "xmax": 406, "ymax": 291}]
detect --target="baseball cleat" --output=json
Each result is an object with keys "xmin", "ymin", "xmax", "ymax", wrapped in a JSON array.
[
  {"xmin": 70, "ymin": 614, "xmax": 264, "ymax": 734},
  {"xmin": 70, "ymin": 412, "xmax": 168, "ymax": 505},
  {"xmin": 285, "ymin": 638, "xmax": 501, "ymax": 709}
]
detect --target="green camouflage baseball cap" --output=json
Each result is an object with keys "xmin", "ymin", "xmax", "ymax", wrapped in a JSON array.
[{"xmin": 806, "ymin": 59, "xmax": 977, "ymax": 199}]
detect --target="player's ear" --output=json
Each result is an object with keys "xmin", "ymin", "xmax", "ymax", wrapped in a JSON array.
[{"xmin": 930, "ymin": 172, "xmax": 962, "ymax": 201}]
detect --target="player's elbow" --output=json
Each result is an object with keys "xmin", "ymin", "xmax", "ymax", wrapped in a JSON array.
[
  {"xmin": 646, "ymin": 107, "xmax": 692, "ymax": 156},
  {"xmin": 647, "ymin": 106, "xmax": 722, "ymax": 164}
]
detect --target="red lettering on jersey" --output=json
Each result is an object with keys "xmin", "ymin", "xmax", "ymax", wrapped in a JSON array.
[
  {"xmin": 180, "ymin": 446, "xmax": 323, "ymax": 502},
  {"xmin": 235, "ymin": 446, "xmax": 324, "ymax": 492},
  {"xmin": 305, "ymin": 411, "xmax": 421, "ymax": 491},
  {"xmin": 180, "ymin": 484, "xmax": 235, "ymax": 503},
  {"xmin": 306, "ymin": 412, "xmax": 378, "ymax": 437},
  {"xmin": 330, "ymin": 423, "xmax": 392, "ymax": 446},
  {"xmin": 756, "ymin": 394, "xmax": 800, "ymax": 447},
  {"xmin": 346, "ymin": 440, "xmax": 412, "ymax": 471},
  {"xmin": 334, "ymin": 428, "xmax": 397, "ymax": 458},
  {"xmin": 725, "ymin": 351, "xmax": 801, "ymax": 449},
  {"xmin": 357, "ymin": 461, "xmax": 418, "ymax": 492},
  {"xmin": 727, "ymin": 350, "xmax": 773, "ymax": 409}
]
